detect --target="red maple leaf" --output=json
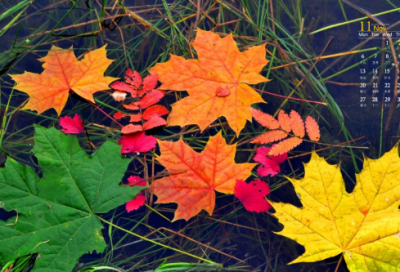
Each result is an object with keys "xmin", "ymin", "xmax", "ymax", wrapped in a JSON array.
[
  {"xmin": 125, "ymin": 176, "xmax": 146, "ymax": 212},
  {"xmin": 118, "ymin": 131, "xmax": 157, "ymax": 154},
  {"xmin": 234, "ymin": 179, "xmax": 271, "ymax": 213},
  {"xmin": 253, "ymin": 146, "xmax": 287, "ymax": 177},
  {"xmin": 59, "ymin": 114, "xmax": 84, "ymax": 134}
]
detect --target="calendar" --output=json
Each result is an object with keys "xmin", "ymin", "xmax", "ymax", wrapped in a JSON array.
[{"xmin": 358, "ymin": 20, "xmax": 400, "ymax": 108}]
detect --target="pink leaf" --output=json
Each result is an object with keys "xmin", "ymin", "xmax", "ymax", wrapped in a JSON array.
[
  {"xmin": 125, "ymin": 175, "xmax": 147, "ymax": 212},
  {"xmin": 59, "ymin": 113, "xmax": 84, "ymax": 134},
  {"xmin": 126, "ymin": 194, "xmax": 146, "ymax": 212},
  {"xmin": 234, "ymin": 179, "xmax": 271, "ymax": 212},
  {"xmin": 118, "ymin": 131, "xmax": 157, "ymax": 154},
  {"xmin": 253, "ymin": 146, "xmax": 287, "ymax": 177}
]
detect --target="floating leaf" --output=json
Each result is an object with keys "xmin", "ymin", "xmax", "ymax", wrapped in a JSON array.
[
  {"xmin": 234, "ymin": 179, "xmax": 271, "ymax": 212},
  {"xmin": 289, "ymin": 110, "xmax": 305, "ymax": 138},
  {"xmin": 125, "ymin": 176, "xmax": 147, "ymax": 212},
  {"xmin": 278, "ymin": 110, "xmax": 291, "ymax": 133},
  {"xmin": 151, "ymin": 132, "xmax": 256, "ymax": 221},
  {"xmin": 149, "ymin": 29, "xmax": 269, "ymax": 136},
  {"xmin": 118, "ymin": 131, "xmax": 157, "ymax": 154},
  {"xmin": 250, "ymin": 108, "xmax": 280, "ymax": 129},
  {"xmin": 268, "ymin": 137, "xmax": 303, "ymax": 156},
  {"xmin": 251, "ymin": 130, "xmax": 288, "ymax": 144},
  {"xmin": 10, "ymin": 45, "xmax": 117, "ymax": 115},
  {"xmin": 272, "ymin": 145, "xmax": 400, "ymax": 272},
  {"xmin": 59, "ymin": 113, "xmax": 84, "ymax": 134},
  {"xmin": 0, "ymin": 126, "xmax": 140, "ymax": 271},
  {"xmin": 253, "ymin": 146, "xmax": 287, "ymax": 177},
  {"xmin": 305, "ymin": 116, "xmax": 320, "ymax": 142}
]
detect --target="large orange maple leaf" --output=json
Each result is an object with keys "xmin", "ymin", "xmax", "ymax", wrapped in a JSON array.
[
  {"xmin": 148, "ymin": 29, "xmax": 269, "ymax": 136},
  {"xmin": 10, "ymin": 45, "xmax": 117, "ymax": 115},
  {"xmin": 151, "ymin": 131, "xmax": 256, "ymax": 221}
]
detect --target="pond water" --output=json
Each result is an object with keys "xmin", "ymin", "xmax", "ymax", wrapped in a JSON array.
[{"xmin": 1, "ymin": 0, "xmax": 400, "ymax": 271}]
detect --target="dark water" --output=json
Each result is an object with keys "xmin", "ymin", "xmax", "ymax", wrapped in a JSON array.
[{"xmin": 1, "ymin": 0, "xmax": 400, "ymax": 271}]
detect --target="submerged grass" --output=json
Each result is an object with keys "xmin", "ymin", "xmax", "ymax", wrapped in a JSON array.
[{"xmin": 1, "ymin": 0, "xmax": 398, "ymax": 271}]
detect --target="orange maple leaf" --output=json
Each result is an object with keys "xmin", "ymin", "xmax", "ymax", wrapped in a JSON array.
[
  {"xmin": 151, "ymin": 131, "xmax": 256, "ymax": 221},
  {"xmin": 148, "ymin": 29, "xmax": 269, "ymax": 136},
  {"xmin": 10, "ymin": 45, "xmax": 117, "ymax": 115}
]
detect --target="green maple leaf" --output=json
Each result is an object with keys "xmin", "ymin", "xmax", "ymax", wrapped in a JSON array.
[{"xmin": 0, "ymin": 126, "xmax": 143, "ymax": 271}]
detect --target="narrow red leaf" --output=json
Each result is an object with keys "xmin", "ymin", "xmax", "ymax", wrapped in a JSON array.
[
  {"xmin": 251, "ymin": 130, "xmax": 288, "ymax": 144},
  {"xmin": 129, "ymin": 113, "xmax": 142, "ymax": 123},
  {"xmin": 268, "ymin": 137, "xmax": 303, "ymax": 156},
  {"xmin": 125, "ymin": 175, "xmax": 147, "ymax": 212},
  {"xmin": 110, "ymin": 81, "xmax": 138, "ymax": 97},
  {"xmin": 250, "ymin": 108, "xmax": 280, "ymax": 129},
  {"xmin": 113, "ymin": 111, "xmax": 128, "ymax": 120},
  {"xmin": 118, "ymin": 131, "xmax": 157, "ymax": 154},
  {"xmin": 143, "ymin": 115, "xmax": 167, "ymax": 130},
  {"xmin": 234, "ymin": 179, "xmax": 271, "ymax": 212},
  {"xmin": 305, "ymin": 116, "xmax": 320, "ymax": 142},
  {"xmin": 139, "ymin": 89, "xmax": 165, "ymax": 109},
  {"xmin": 142, "ymin": 105, "xmax": 169, "ymax": 120},
  {"xmin": 142, "ymin": 74, "xmax": 159, "ymax": 93},
  {"xmin": 125, "ymin": 69, "xmax": 142, "ymax": 90},
  {"xmin": 290, "ymin": 110, "xmax": 305, "ymax": 138},
  {"xmin": 278, "ymin": 110, "xmax": 292, "ymax": 133},
  {"xmin": 121, "ymin": 124, "xmax": 143, "ymax": 134},
  {"xmin": 122, "ymin": 102, "xmax": 140, "ymax": 110},
  {"xmin": 59, "ymin": 114, "xmax": 84, "ymax": 134}
]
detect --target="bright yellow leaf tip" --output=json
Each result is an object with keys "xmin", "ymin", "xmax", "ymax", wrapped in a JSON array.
[{"xmin": 272, "ymin": 144, "xmax": 400, "ymax": 272}]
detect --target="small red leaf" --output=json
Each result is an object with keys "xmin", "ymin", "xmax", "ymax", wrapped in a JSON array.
[
  {"xmin": 250, "ymin": 108, "xmax": 280, "ymax": 129},
  {"xmin": 278, "ymin": 110, "xmax": 291, "ymax": 133},
  {"xmin": 110, "ymin": 81, "xmax": 138, "ymax": 97},
  {"xmin": 143, "ymin": 115, "xmax": 167, "ymax": 130},
  {"xmin": 142, "ymin": 74, "xmax": 159, "ymax": 93},
  {"xmin": 125, "ymin": 175, "xmax": 147, "ymax": 212},
  {"xmin": 253, "ymin": 146, "xmax": 287, "ymax": 177},
  {"xmin": 118, "ymin": 131, "xmax": 157, "ymax": 154},
  {"xmin": 121, "ymin": 124, "xmax": 143, "ymax": 134},
  {"xmin": 126, "ymin": 194, "xmax": 146, "ymax": 212},
  {"xmin": 251, "ymin": 130, "xmax": 288, "ymax": 144},
  {"xmin": 234, "ymin": 179, "xmax": 271, "ymax": 212},
  {"xmin": 305, "ymin": 116, "xmax": 320, "ymax": 142},
  {"xmin": 290, "ymin": 110, "xmax": 305, "ymax": 138},
  {"xmin": 125, "ymin": 69, "xmax": 142, "ymax": 90},
  {"xmin": 139, "ymin": 89, "xmax": 165, "ymax": 109},
  {"xmin": 268, "ymin": 137, "xmax": 303, "ymax": 156},
  {"xmin": 122, "ymin": 102, "xmax": 140, "ymax": 110},
  {"xmin": 216, "ymin": 86, "xmax": 231, "ymax": 97},
  {"xmin": 59, "ymin": 113, "xmax": 84, "ymax": 134},
  {"xmin": 142, "ymin": 105, "xmax": 170, "ymax": 120},
  {"xmin": 129, "ymin": 113, "xmax": 142, "ymax": 123},
  {"xmin": 113, "ymin": 111, "xmax": 128, "ymax": 120}
]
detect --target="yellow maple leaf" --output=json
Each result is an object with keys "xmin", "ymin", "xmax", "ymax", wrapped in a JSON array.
[
  {"xmin": 148, "ymin": 29, "xmax": 269, "ymax": 136},
  {"xmin": 272, "ymin": 145, "xmax": 400, "ymax": 271},
  {"xmin": 10, "ymin": 45, "xmax": 117, "ymax": 115}
]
